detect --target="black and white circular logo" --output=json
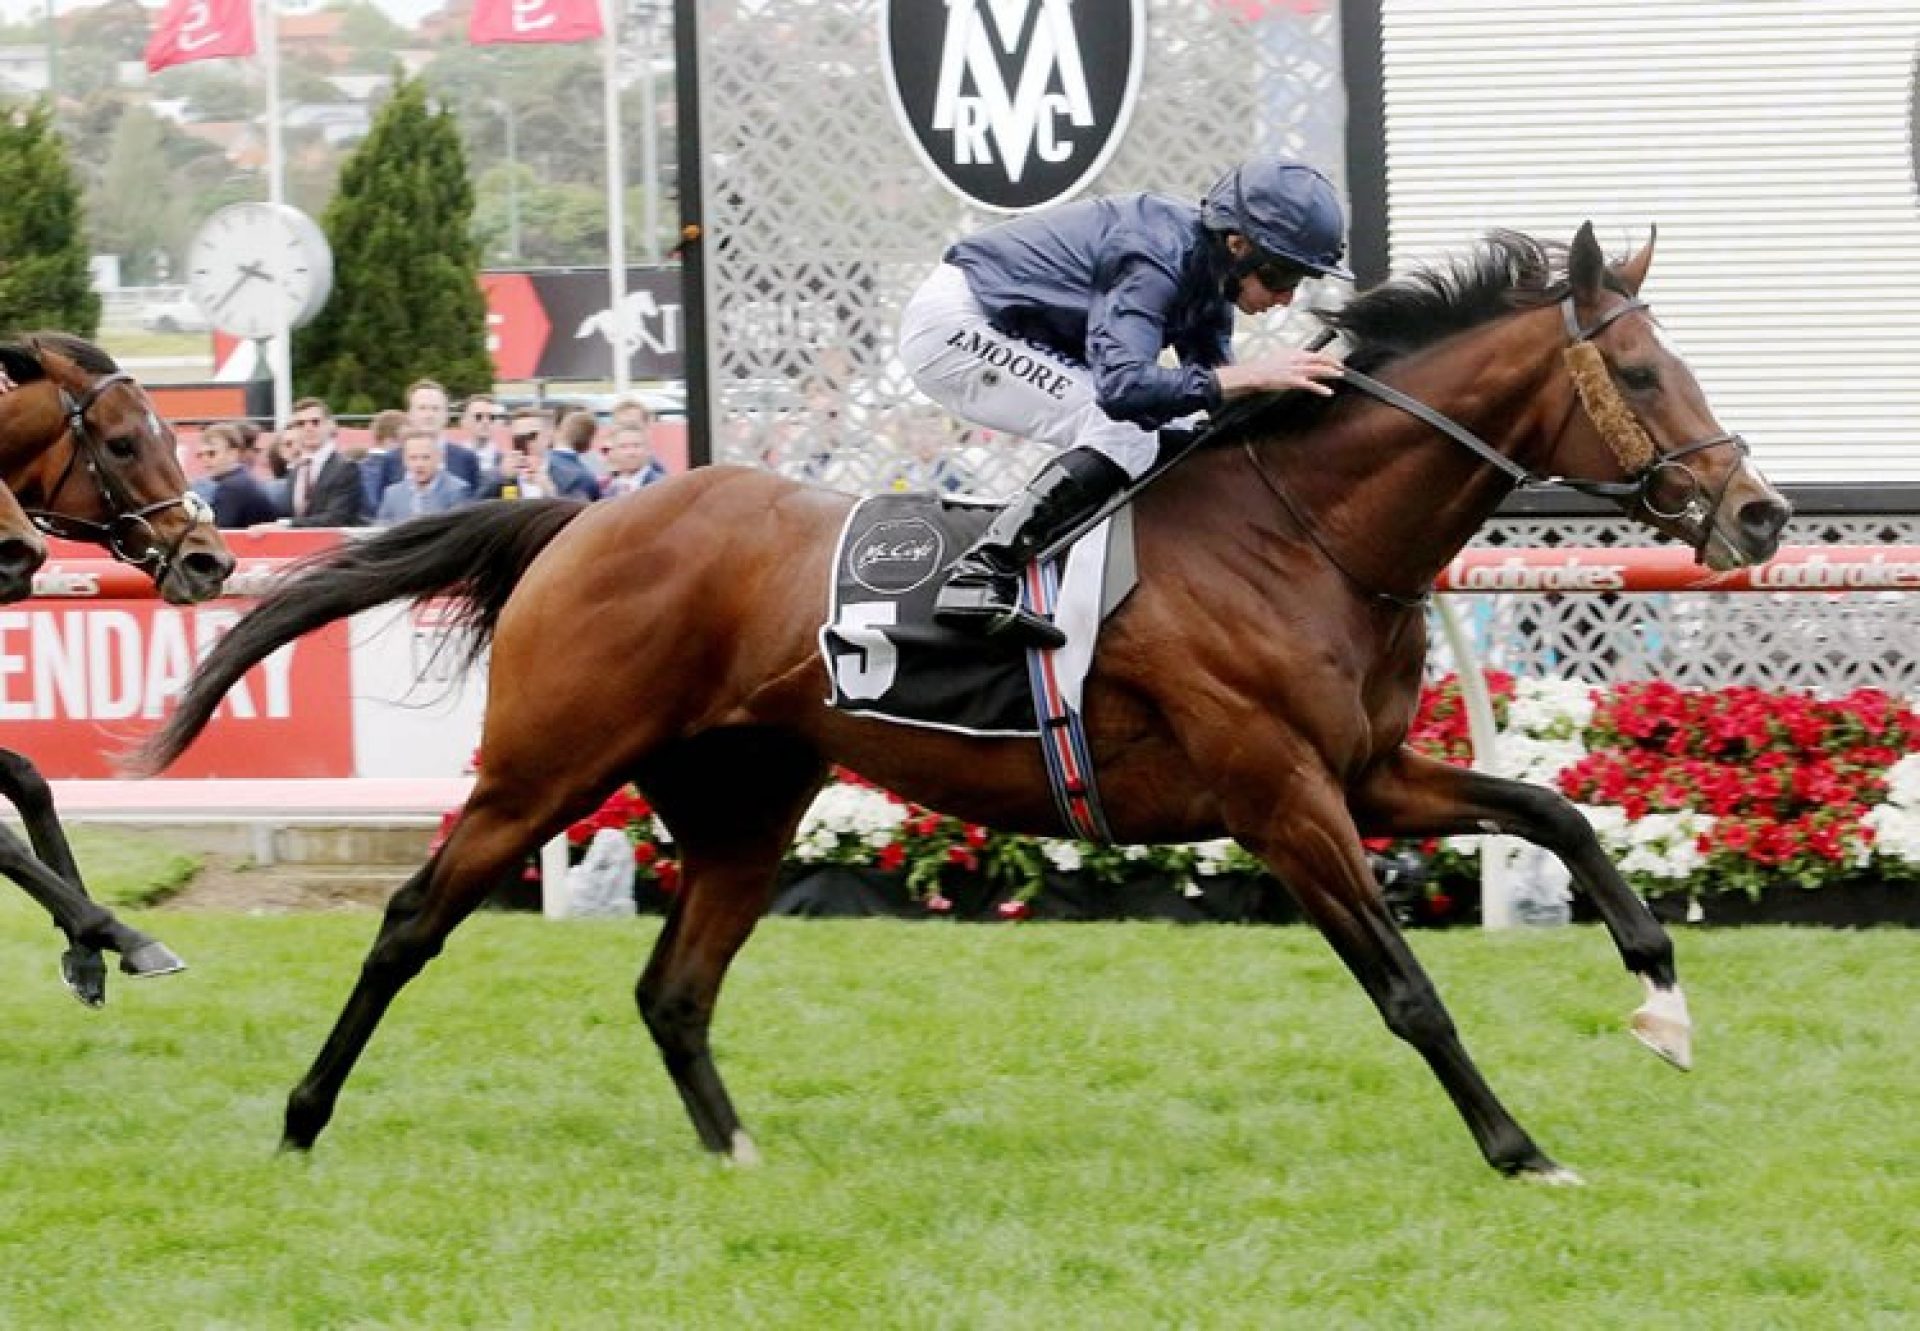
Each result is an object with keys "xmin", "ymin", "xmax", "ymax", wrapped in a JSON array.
[
  {"xmin": 847, "ymin": 517, "xmax": 946, "ymax": 595},
  {"xmin": 881, "ymin": 0, "xmax": 1145, "ymax": 214}
]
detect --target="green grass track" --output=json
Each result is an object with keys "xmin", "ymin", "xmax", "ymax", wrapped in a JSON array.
[{"xmin": 3, "ymin": 887, "xmax": 1918, "ymax": 1328}]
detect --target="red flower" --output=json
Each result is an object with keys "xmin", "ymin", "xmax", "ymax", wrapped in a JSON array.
[
  {"xmin": 996, "ymin": 899, "xmax": 1031, "ymax": 921},
  {"xmin": 876, "ymin": 842, "xmax": 906, "ymax": 871}
]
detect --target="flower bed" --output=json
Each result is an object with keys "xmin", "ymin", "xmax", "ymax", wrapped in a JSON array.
[
  {"xmin": 1395, "ymin": 674, "xmax": 1920, "ymax": 921},
  {"xmin": 455, "ymin": 679, "xmax": 1920, "ymax": 924}
]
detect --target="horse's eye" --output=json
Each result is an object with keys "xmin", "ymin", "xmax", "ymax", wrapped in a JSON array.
[
  {"xmin": 106, "ymin": 435, "xmax": 138, "ymax": 460},
  {"xmin": 1617, "ymin": 365, "xmax": 1659, "ymax": 392}
]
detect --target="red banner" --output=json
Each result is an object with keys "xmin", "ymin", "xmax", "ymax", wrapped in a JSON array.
[
  {"xmin": 6, "ymin": 533, "xmax": 353, "ymax": 779},
  {"xmin": 469, "ymin": 0, "xmax": 603, "ymax": 45},
  {"xmin": 0, "ymin": 603, "xmax": 353, "ymax": 779},
  {"xmin": 144, "ymin": 0, "xmax": 256, "ymax": 73}
]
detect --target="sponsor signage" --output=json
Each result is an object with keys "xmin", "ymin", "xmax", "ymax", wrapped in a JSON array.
[
  {"xmin": 0, "ymin": 603, "xmax": 352, "ymax": 778},
  {"xmin": 1438, "ymin": 546, "xmax": 1920, "ymax": 594},
  {"xmin": 881, "ymin": 0, "xmax": 1146, "ymax": 213},
  {"xmin": 13, "ymin": 534, "xmax": 479, "ymax": 780},
  {"xmin": 846, "ymin": 517, "xmax": 946, "ymax": 595},
  {"xmin": 482, "ymin": 267, "xmax": 683, "ymax": 381}
]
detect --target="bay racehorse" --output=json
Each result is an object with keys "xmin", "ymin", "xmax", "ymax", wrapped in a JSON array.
[
  {"xmin": 136, "ymin": 226, "xmax": 1790, "ymax": 1179},
  {"xmin": 0, "ymin": 333, "xmax": 235, "ymax": 1004}
]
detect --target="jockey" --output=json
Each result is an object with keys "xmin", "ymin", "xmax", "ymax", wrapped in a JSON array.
[{"xmin": 897, "ymin": 155, "xmax": 1352, "ymax": 650}]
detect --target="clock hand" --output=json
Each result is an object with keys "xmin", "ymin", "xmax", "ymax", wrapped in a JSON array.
[{"xmin": 212, "ymin": 263, "xmax": 268, "ymax": 314}]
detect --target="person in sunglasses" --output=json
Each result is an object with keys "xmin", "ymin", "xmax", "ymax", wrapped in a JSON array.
[
  {"xmin": 896, "ymin": 155, "xmax": 1351, "ymax": 650},
  {"xmin": 459, "ymin": 395, "xmax": 506, "ymax": 475}
]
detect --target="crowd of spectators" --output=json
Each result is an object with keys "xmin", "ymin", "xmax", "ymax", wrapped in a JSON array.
[{"xmin": 188, "ymin": 379, "xmax": 677, "ymax": 530}]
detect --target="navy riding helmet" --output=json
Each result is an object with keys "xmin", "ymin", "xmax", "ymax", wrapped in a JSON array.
[{"xmin": 1201, "ymin": 157, "xmax": 1353, "ymax": 282}]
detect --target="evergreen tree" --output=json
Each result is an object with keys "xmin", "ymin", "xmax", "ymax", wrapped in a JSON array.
[
  {"xmin": 296, "ymin": 76, "xmax": 490, "ymax": 414},
  {"xmin": 0, "ymin": 102, "xmax": 101, "ymax": 336}
]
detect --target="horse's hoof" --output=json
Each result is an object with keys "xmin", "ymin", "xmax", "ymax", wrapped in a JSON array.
[
  {"xmin": 1631, "ymin": 980, "xmax": 1693, "ymax": 1071},
  {"xmin": 1520, "ymin": 1164, "xmax": 1586, "ymax": 1187},
  {"xmin": 119, "ymin": 940, "xmax": 188, "ymax": 979},
  {"xmin": 61, "ymin": 947, "xmax": 108, "ymax": 1008},
  {"xmin": 726, "ymin": 1130, "xmax": 762, "ymax": 1168}
]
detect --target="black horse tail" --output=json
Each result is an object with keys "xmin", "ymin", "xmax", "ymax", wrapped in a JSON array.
[{"xmin": 127, "ymin": 499, "xmax": 587, "ymax": 775}]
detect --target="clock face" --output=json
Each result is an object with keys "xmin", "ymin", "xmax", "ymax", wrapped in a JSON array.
[{"xmin": 185, "ymin": 203, "xmax": 334, "ymax": 340}]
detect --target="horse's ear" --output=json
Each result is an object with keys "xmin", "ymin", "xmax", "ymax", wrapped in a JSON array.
[
  {"xmin": 1617, "ymin": 224, "xmax": 1657, "ymax": 296},
  {"xmin": 0, "ymin": 343, "xmax": 45, "ymax": 391},
  {"xmin": 1569, "ymin": 222, "xmax": 1607, "ymax": 296}
]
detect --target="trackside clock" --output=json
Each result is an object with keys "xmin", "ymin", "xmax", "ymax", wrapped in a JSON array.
[{"xmin": 185, "ymin": 202, "xmax": 334, "ymax": 340}]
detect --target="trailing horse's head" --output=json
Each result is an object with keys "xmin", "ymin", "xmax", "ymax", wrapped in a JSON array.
[
  {"xmin": 0, "ymin": 482, "xmax": 46, "ymax": 603},
  {"xmin": 1553, "ymin": 224, "xmax": 1791, "ymax": 570},
  {"xmin": 0, "ymin": 335, "xmax": 235, "ymax": 604}
]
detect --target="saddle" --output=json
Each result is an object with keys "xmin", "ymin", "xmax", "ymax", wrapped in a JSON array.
[{"xmin": 818, "ymin": 492, "xmax": 1136, "ymax": 737}]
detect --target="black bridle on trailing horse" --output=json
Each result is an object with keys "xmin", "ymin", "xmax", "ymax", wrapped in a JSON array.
[
  {"xmin": 21, "ymin": 369, "xmax": 212, "ymax": 587},
  {"xmin": 1241, "ymin": 294, "xmax": 1750, "ymax": 606}
]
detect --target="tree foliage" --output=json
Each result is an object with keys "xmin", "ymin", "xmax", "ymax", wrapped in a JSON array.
[
  {"xmin": 295, "ymin": 75, "xmax": 490, "ymax": 414},
  {"xmin": 0, "ymin": 102, "xmax": 101, "ymax": 335}
]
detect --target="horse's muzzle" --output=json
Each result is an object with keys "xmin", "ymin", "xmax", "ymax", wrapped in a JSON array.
[
  {"xmin": 160, "ymin": 546, "xmax": 236, "ymax": 605},
  {"xmin": 1735, "ymin": 494, "xmax": 1792, "ymax": 564},
  {"xmin": 0, "ymin": 535, "xmax": 46, "ymax": 603}
]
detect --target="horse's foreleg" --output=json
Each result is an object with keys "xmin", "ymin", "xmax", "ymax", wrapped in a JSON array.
[
  {"xmin": 635, "ymin": 730, "xmax": 827, "ymax": 1164},
  {"xmin": 1231, "ymin": 766, "xmax": 1574, "ymax": 1181},
  {"xmin": 0, "ymin": 782, "xmax": 183, "ymax": 1007},
  {"xmin": 282, "ymin": 788, "xmax": 544, "ymax": 1152},
  {"xmin": 1352, "ymin": 748, "xmax": 1689, "ymax": 1070}
]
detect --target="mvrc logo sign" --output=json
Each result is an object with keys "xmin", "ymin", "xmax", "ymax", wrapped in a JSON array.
[{"xmin": 882, "ymin": 0, "xmax": 1145, "ymax": 213}]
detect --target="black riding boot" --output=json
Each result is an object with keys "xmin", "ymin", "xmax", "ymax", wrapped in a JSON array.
[{"xmin": 933, "ymin": 446, "xmax": 1131, "ymax": 650}]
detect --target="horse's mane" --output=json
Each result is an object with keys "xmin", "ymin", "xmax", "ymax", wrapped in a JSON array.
[
  {"xmin": 1214, "ymin": 229, "xmax": 1583, "ymax": 445},
  {"xmin": 0, "ymin": 331, "xmax": 121, "ymax": 385}
]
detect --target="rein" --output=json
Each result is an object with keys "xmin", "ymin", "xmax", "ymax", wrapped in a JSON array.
[
  {"xmin": 20, "ymin": 369, "xmax": 210, "ymax": 587},
  {"xmin": 1245, "ymin": 294, "xmax": 1749, "ymax": 605}
]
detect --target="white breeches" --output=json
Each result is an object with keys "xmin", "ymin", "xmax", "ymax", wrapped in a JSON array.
[{"xmin": 897, "ymin": 263, "xmax": 1162, "ymax": 479}]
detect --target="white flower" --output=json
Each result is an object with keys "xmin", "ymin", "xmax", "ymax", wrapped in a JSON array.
[
  {"xmin": 1041, "ymin": 841, "xmax": 1083, "ymax": 872},
  {"xmin": 1614, "ymin": 810, "xmax": 1715, "ymax": 881},
  {"xmin": 1884, "ymin": 754, "xmax": 1920, "ymax": 811},
  {"xmin": 1505, "ymin": 677, "xmax": 1596, "ymax": 739},
  {"xmin": 792, "ymin": 784, "xmax": 905, "ymax": 861},
  {"xmin": 1864, "ymin": 805, "xmax": 1920, "ymax": 867},
  {"xmin": 1188, "ymin": 839, "xmax": 1243, "ymax": 877},
  {"xmin": 1488, "ymin": 733, "xmax": 1587, "ymax": 786}
]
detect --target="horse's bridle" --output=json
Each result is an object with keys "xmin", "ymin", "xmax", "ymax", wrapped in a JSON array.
[
  {"xmin": 1340, "ymin": 295, "xmax": 1748, "ymax": 542},
  {"xmin": 21, "ymin": 370, "xmax": 212, "ymax": 587},
  {"xmin": 1248, "ymin": 292, "xmax": 1752, "ymax": 604}
]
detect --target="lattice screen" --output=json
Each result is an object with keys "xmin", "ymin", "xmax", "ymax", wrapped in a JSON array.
[{"xmin": 695, "ymin": 0, "xmax": 1347, "ymax": 497}]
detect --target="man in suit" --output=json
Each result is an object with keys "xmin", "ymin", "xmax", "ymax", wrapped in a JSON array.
[
  {"xmin": 198, "ymin": 421, "xmax": 280, "ymax": 528},
  {"xmin": 376, "ymin": 426, "xmax": 475, "ymax": 524},
  {"xmin": 458, "ymin": 394, "xmax": 505, "ymax": 477},
  {"xmin": 265, "ymin": 396, "xmax": 367, "ymax": 528},
  {"xmin": 601, "ymin": 421, "xmax": 669, "ymax": 496},
  {"xmin": 547, "ymin": 408, "xmax": 604, "ymax": 502},
  {"xmin": 370, "ymin": 379, "xmax": 483, "ymax": 501}
]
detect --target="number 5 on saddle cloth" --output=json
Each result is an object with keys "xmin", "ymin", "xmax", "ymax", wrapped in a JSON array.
[{"xmin": 818, "ymin": 492, "xmax": 1139, "ymax": 842}]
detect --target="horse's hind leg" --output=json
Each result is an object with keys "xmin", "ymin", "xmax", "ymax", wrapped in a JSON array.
[
  {"xmin": 1353, "ymin": 748, "xmax": 1690, "ymax": 1070},
  {"xmin": 1231, "ymin": 764, "xmax": 1574, "ymax": 1181},
  {"xmin": 635, "ymin": 729, "xmax": 827, "ymax": 1163},
  {"xmin": 281, "ymin": 777, "xmax": 570, "ymax": 1152},
  {"xmin": 0, "ymin": 749, "xmax": 184, "ymax": 1005}
]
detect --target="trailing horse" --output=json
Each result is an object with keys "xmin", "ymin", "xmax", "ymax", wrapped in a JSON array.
[
  {"xmin": 136, "ymin": 226, "xmax": 1789, "ymax": 1178},
  {"xmin": 0, "ymin": 333, "xmax": 234, "ymax": 1004}
]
